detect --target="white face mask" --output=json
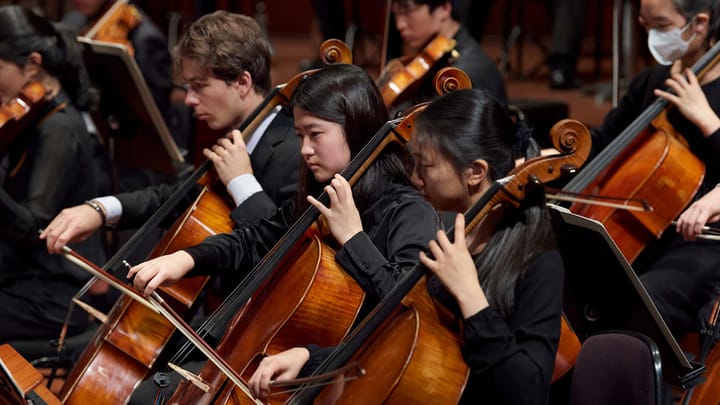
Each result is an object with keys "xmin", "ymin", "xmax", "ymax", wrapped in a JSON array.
[{"xmin": 647, "ymin": 20, "xmax": 696, "ymax": 65}]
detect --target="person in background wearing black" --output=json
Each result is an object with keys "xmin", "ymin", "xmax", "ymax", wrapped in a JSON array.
[
  {"xmin": 62, "ymin": 0, "xmax": 174, "ymax": 127},
  {"xmin": 0, "ymin": 6, "xmax": 106, "ymax": 347},
  {"xmin": 386, "ymin": 0, "xmax": 507, "ymax": 107},
  {"xmin": 591, "ymin": 0, "xmax": 720, "ymax": 339}
]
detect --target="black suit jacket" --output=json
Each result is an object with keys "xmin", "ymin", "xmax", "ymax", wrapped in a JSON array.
[{"xmin": 116, "ymin": 108, "xmax": 299, "ymax": 228}]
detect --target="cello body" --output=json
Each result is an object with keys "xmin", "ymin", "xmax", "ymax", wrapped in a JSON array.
[
  {"xmin": 313, "ymin": 280, "xmax": 468, "ymax": 405},
  {"xmin": 570, "ymin": 119, "xmax": 704, "ymax": 263},
  {"xmin": 60, "ymin": 183, "xmax": 234, "ymax": 404},
  {"xmin": 167, "ymin": 233, "xmax": 365, "ymax": 405}
]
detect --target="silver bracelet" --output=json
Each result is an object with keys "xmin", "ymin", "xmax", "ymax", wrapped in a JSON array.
[{"xmin": 85, "ymin": 200, "xmax": 106, "ymax": 225}]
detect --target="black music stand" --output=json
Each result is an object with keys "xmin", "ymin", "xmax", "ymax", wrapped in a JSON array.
[
  {"xmin": 548, "ymin": 205, "xmax": 704, "ymax": 388},
  {"xmin": 78, "ymin": 37, "xmax": 184, "ymax": 178}
]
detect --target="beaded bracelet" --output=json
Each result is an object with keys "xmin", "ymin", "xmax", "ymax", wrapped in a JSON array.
[{"xmin": 85, "ymin": 200, "xmax": 106, "ymax": 226}]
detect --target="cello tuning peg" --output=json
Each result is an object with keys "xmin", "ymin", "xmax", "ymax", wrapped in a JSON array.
[{"xmin": 560, "ymin": 164, "xmax": 578, "ymax": 176}]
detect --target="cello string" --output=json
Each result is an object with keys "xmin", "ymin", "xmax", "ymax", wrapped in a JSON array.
[{"xmin": 61, "ymin": 246, "xmax": 263, "ymax": 404}]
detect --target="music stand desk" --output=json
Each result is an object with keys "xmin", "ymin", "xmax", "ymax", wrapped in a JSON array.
[
  {"xmin": 78, "ymin": 38, "xmax": 184, "ymax": 177},
  {"xmin": 549, "ymin": 204, "xmax": 703, "ymax": 388}
]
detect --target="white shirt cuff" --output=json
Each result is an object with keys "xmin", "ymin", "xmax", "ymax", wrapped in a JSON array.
[
  {"xmin": 227, "ymin": 174, "xmax": 263, "ymax": 206},
  {"xmin": 94, "ymin": 195, "xmax": 122, "ymax": 226}
]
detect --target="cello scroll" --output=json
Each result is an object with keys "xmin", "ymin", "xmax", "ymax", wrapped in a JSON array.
[
  {"xmin": 433, "ymin": 67, "xmax": 471, "ymax": 97},
  {"xmin": 319, "ymin": 39, "xmax": 352, "ymax": 65}
]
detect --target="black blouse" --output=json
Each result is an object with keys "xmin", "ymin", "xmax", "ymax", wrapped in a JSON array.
[
  {"xmin": 184, "ymin": 182, "xmax": 440, "ymax": 302},
  {"xmin": 457, "ymin": 250, "xmax": 563, "ymax": 405},
  {"xmin": 0, "ymin": 91, "xmax": 105, "ymax": 283}
]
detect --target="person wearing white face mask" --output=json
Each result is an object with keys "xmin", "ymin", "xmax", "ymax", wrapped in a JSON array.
[
  {"xmin": 647, "ymin": 15, "xmax": 698, "ymax": 65},
  {"xmin": 587, "ymin": 0, "xmax": 720, "ymax": 340}
]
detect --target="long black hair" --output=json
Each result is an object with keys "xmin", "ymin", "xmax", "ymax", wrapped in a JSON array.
[
  {"xmin": 291, "ymin": 63, "xmax": 413, "ymax": 214},
  {"xmin": 417, "ymin": 89, "xmax": 555, "ymax": 318},
  {"xmin": 0, "ymin": 6, "xmax": 90, "ymax": 109}
]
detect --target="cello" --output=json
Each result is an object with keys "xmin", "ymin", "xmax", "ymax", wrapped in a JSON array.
[
  {"xmin": 558, "ymin": 41, "xmax": 720, "ymax": 263},
  {"xmin": 58, "ymin": 41, "xmax": 351, "ymax": 405},
  {"xmin": 285, "ymin": 118, "xmax": 592, "ymax": 404}
]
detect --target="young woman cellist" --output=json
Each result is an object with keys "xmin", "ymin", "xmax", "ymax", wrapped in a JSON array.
[
  {"xmin": 0, "ymin": 5, "xmax": 106, "ymax": 344},
  {"xmin": 248, "ymin": 88, "xmax": 564, "ymax": 405}
]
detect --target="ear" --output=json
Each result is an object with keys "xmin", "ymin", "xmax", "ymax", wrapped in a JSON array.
[
  {"xmin": 232, "ymin": 70, "xmax": 254, "ymax": 98},
  {"xmin": 693, "ymin": 12, "xmax": 709, "ymax": 35},
  {"xmin": 23, "ymin": 52, "xmax": 43, "ymax": 79},
  {"xmin": 464, "ymin": 159, "xmax": 489, "ymax": 187}
]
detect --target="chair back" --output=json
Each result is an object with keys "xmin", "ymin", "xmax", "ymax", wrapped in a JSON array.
[{"xmin": 570, "ymin": 331, "xmax": 663, "ymax": 405}]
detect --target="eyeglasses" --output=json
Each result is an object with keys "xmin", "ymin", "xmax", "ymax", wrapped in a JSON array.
[{"xmin": 391, "ymin": 1, "xmax": 422, "ymax": 17}]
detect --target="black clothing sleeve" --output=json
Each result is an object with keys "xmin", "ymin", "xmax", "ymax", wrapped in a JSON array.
[
  {"xmin": 116, "ymin": 110, "xmax": 299, "ymax": 229},
  {"xmin": 184, "ymin": 200, "xmax": 297, "ymax": 275},
  {"xmin": 230, "ymin": 109, "xmax": 300, "ymax": 227},
  {"xmin": 185, "ymin": 184, "xmax": 438, "ymax": 300},
  {"xmin": 459, "ymin": 250, "xmax": 564, "ymax": 405},
  {"xmin": 115, "ymin": 180, "xmax": 200, "ymax": 229},
  {"xmin": 335, "ymin": 189, "xmax": 440, "ymax": 300}
]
